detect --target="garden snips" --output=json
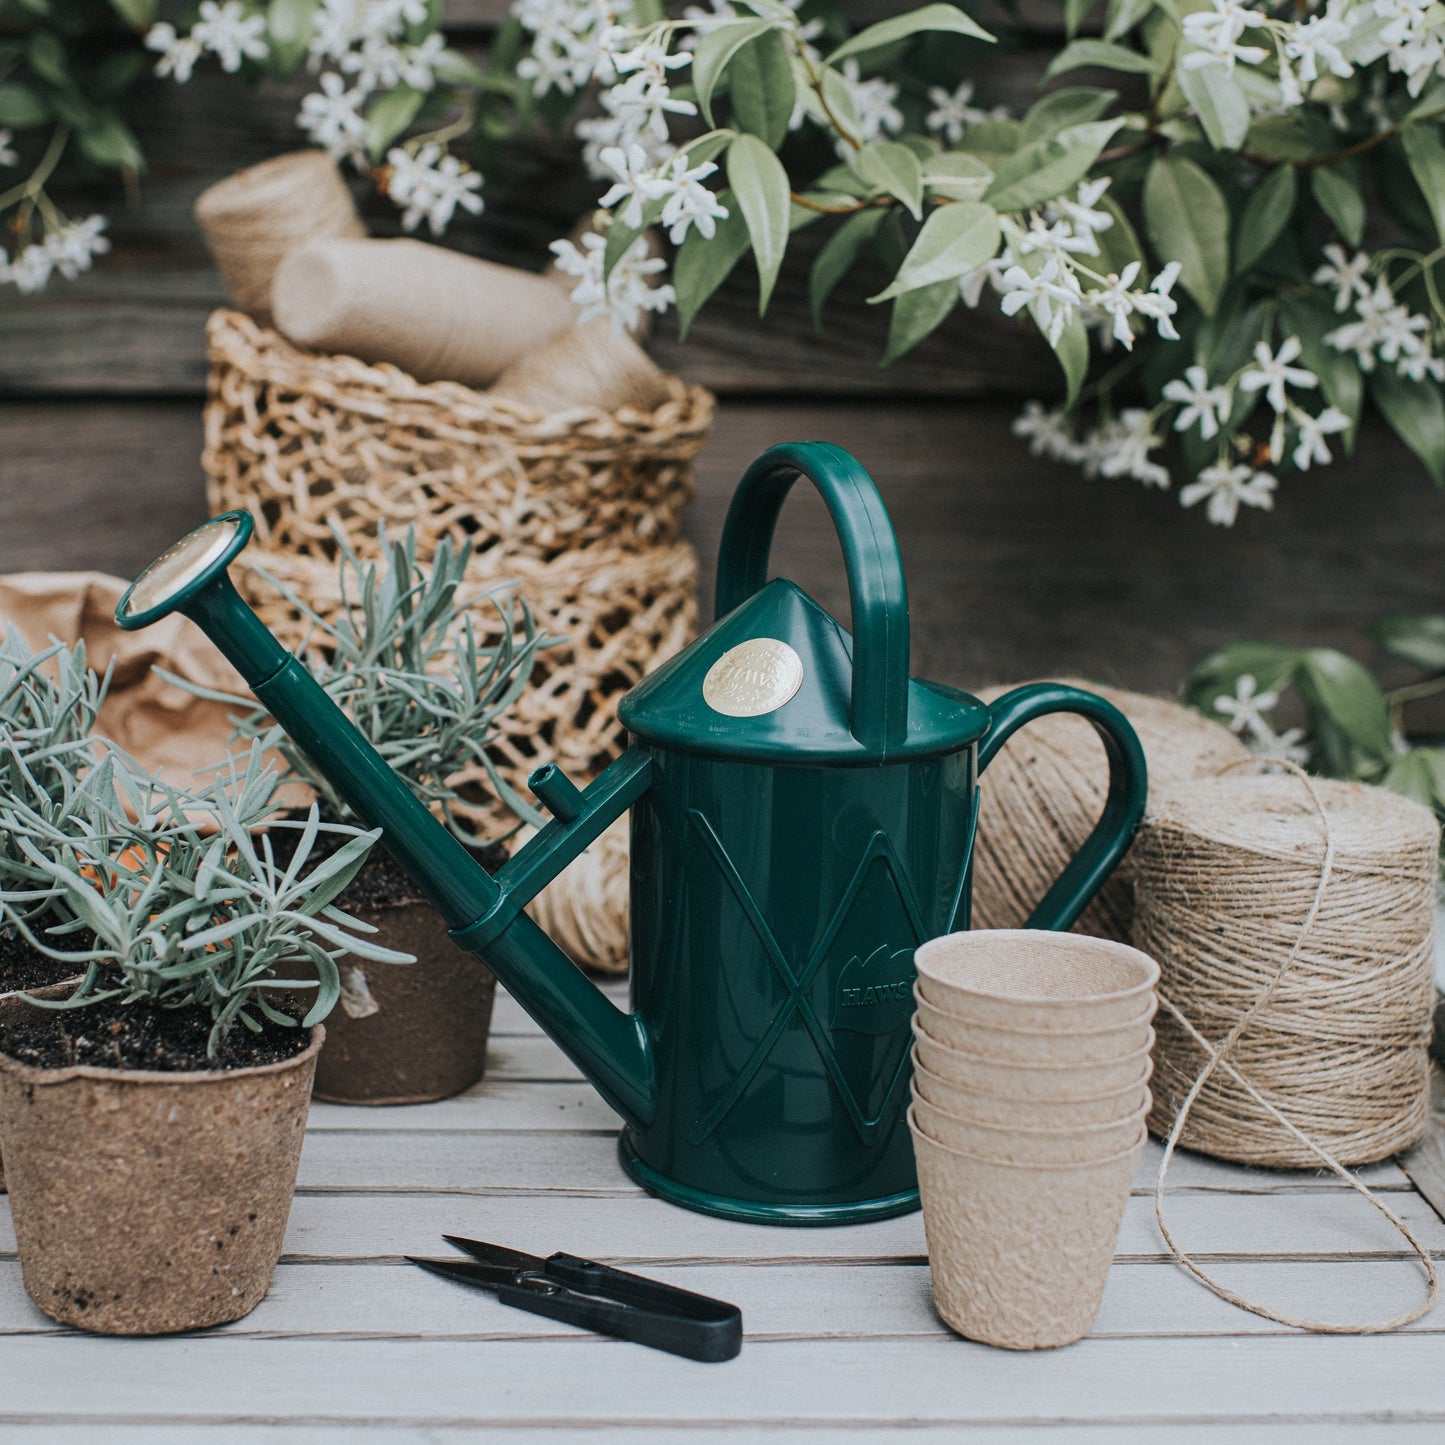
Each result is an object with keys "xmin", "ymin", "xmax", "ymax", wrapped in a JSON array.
[{"xmin": 406, "ymin": 1235, "xmax": 743, "ymax": 1362}]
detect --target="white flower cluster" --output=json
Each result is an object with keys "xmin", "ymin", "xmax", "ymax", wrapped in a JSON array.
[
  {"xmin": 1178, "ymin": 0, "xmax": 1445, "ymax": 106},
  {"xmin": 513, "ymin": 0, "xmax": 629, "ymax": 97},
  {"xmin": 549, "ymin": 229, "xmax": 676, "ymax": 334},
  {"xmin": 1317, "ymin": 246, "xmax": 1445, "ymax": 381},
  {"xmin": 597, "ymin": 144, "xmax": 729, "ymax": 245},
  {"xmin": 148, "ymin": 0, "xmax": 485, "ymax": 236},
  {"xmin": 0, "ymin": 215, "xmax": 110, "ymax": 296},
  {"xmin": 924, "ymin": 81, "xmax": 1008, "ymax": 146},
  {"xmin": 964, "ymin": 180, "xmax": 1182, "ymax": 353},
  {"xmin": 1213, "ymin": 675, "xmax": 1309, "ymax": 765}
]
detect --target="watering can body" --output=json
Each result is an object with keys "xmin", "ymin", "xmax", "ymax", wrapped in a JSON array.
[{"xmin": 116, "ymin": 442, "xmax": 1147, "ymax": 1226}]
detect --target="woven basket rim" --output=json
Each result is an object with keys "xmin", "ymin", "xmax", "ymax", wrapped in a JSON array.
[{"xmin": 206, "ymin": 307, "xmax": 715, "ymax": 440}]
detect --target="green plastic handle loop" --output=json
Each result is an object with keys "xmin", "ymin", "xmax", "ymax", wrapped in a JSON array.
[
  {"xmin": 978, "ymin": 682, "xmax": 1149, "ymax": 932},
  {"xmin": 714, "ymin": 442, "xmax": 910, "ymax": 754}
]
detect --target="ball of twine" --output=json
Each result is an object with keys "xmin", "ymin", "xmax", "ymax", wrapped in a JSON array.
[
  {"xmin": 194, "ymin": 151, "xmax": 364, "ymax": 324},
  {"xmin": 1138, "ymin": 766, "xmax": 1439, "ymax": 1335},
  {"xmin": 520, "ymin": 815, "xmax": 630, "ymax": 975},
  {"xmin": 972, "ymin": 680, "xmax": 1250, "ymax": 939}
]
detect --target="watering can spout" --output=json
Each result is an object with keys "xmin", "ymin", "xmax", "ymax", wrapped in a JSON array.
[{"xmin": 114, "ymin": 513, "xmax": 655, "ymax": 1129}]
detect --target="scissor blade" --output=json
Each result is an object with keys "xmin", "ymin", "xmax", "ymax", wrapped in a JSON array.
[
  {"xmin": 441, "ymin": 1235, "xmax": 546, "ymax": 1274},
  {"xmin": 406, "ymin": 1256, "xmax": 516, "ymax": 1291}
]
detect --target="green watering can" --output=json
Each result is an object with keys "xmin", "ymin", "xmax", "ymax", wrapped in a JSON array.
[{"xmin": 117, "ymin": 442, "xmax": 1147, "ymax": 1225}]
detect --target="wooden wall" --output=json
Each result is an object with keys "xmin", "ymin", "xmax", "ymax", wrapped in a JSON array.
[{"xmin": 1, "ymin": 4, "xmax": 1440, "ymax": 707}]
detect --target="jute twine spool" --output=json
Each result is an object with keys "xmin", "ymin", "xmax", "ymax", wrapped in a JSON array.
[
  {"xmin": 973, "ymin": 680, "xmax": 1250, "ymax": 938},
  {"xmin": 272, "ymin": 238, "xmax": 580, "ymax": 387},
  {"xmin": 194, "ymin": 151, "xmax": 364, "ymax": 324},
  {"xmin": 521, "ymin": 815, "xmax": 631, "ymax": 974},
  {"xmin": 1138, "ymin": 765, "xmax": 1439, "ymax": 1333}
]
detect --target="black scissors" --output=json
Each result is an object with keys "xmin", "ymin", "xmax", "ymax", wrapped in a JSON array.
[{"xmin": 406, "ymin": 1235, "xmax": 743, "ymax": 1362}]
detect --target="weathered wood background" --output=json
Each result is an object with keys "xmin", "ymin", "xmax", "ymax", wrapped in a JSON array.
[{"xmin": 1, "ymin": 2, "xmax": 1440, "ymax": 705}]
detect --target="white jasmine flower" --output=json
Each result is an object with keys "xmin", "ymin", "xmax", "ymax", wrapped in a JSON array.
[
  {"xmin": 1326, "ymin": 280, "xmax": 1440, "ymax": 377},
  {"xmin": 1292, "ymin": 405, "xmax": 1350, "ymax": 469},
  {"xmin": 1284, "ymin": 0, "xmax": 1358, "ymax": 83},
  {"xmin": 1253, "ymin": 725, "xmax": 1311, "ymax": 767},
  {"xmin": 998, "ymin": 256, "xmax": 1082, "ymax": 346},
  {"xmin": 1011, "ymin": 401, "xmax": 1082, "ymax": 463},
  {"xmin": 924, "ymin": 81, "xmax": 996, "ymax": 145},
  {"xmin": 1213, "ymin": 673, "xmax": 1280, "ymax": 741},
  {"xmin": 298, "ymin": 72, "xmax": 368, "ymax": 155},
  {"xmin": 1163, "ymin": 365, "xmax": 1232, "ymax": 440},
  {"xmin": 1017, "ymin": 216, "xmax": 1093, "ymax": 257},
  {"xmin": 1097, "ymin": 408, "xmax": 1170, "ymax": 489},
  {"xmin": 0, "ymin": 130, "xmax": 15, "ymax": 168},
  {"xmin": 605, "ymin": 69, "xmax": 698, "ymax": 144},
  {"xmin": 1240, "ymin": 336, "xmax": 1318, "ymax": 413},
  {"xmin": 550, "ymin": 230, "xmax": 674, "ymax": 335},
  {"xmin": 3, "ymin": 242, "xmax": 54, "ymax": 294},
  {"xmin": 607, "ymin": 36, "xmax": 691, "ymax": 80},
  {"xmin": 840, "ymin": 60, "xmax": 903, "ymax": 144},
  {"xmin": 958, "ymin": 262, "xmax": 995, "ymax": 308},
  {"xmin": 191, "ymin": 0, "xmax": 269, "ymax": 73},
  {"xmin": 1180, "ymin": 461, "xmax": 1277, "ymax": 526},
  {"xmin": 44, "ymin": 215, "xmax": 110, "ymax": 280},
  {"xmin": 1135, "ymin": 261, "xmax": 1182, "ymax": 341},
  {"xmin": 1180, "ymin": 0, "xmax": 1270, "ymax": 73},
  {"xmin": 1052, "ymin": 178, "xmax": 1114, "ymax": 256},
  {"xmin": 597, "ymin": 142, "xmax": 666, "ymax": 227},
  {"xmin": 1312, "ymin": 244, "xmax": 1372, "ymax": 311},
  {"xmin": 145, "ymin": 22, "xmax": 204, "ymax": 83},
  {"xmin": 385, "ymin": 144, "xmax": 484, "ymax": 235},
  {"xmin": 1092, "ymin": 262, "xmax": 1144, "ymax": 349},
  {"xmin": 657, "ymin": 153, "xmax": 729, "ymax": 245}
]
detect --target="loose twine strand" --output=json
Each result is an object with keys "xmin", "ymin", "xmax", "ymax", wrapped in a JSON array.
[{"xmin": 1151, "ymin": 759, "xmax": 1439, "ymax": 1333}]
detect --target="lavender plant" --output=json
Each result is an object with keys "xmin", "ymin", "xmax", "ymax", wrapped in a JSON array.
[
  {"xmin": 0, "ymin": 743, "xmax": 409, "ymax": 1053},
  {"xmin": 174, "ymin": 525, "xmax": 548, "ymax": 842}
]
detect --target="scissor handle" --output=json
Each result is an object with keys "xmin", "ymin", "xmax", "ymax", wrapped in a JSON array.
[{"xmin": 501, "ymin": 1259, "xmax": 742, "ymax": 1363}]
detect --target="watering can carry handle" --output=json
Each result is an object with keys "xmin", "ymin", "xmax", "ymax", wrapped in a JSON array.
[
  {"xmin": 978, "ymin": 683, "xmax": 1149, "ymax": 932},
  {"xmin": 714, "ymin": 442, "xmax": 910, "ymax": 753}
]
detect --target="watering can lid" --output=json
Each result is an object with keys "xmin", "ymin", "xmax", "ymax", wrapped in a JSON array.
[{"xmin": 617, "ymin": 577, "xmax": 990, "ymax": 764}]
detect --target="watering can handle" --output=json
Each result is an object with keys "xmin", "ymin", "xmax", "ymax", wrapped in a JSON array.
[
  {"xmin": 977, "ymin": 682, "xmax": 1149, "ymax": 932},
  {"xmin": 714, "ymin": 442, "xmax": 910, "ymax": 754}
]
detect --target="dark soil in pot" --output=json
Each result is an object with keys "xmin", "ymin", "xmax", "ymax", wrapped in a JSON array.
[
  {"xmin": 0, "ymin": 925, "xmax": 89, "ymax": 994},
  {"xmin": 0, "ymin": 997, "xmax": 322, "ymax": 1335},
  {"xmin": 269, "ymin": 812, "xmax": 507, "ymax": 1106}
]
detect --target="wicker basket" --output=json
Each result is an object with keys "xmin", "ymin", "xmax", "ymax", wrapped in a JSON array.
[
  {"xmin": 199, "ymin": 307, "xmax": 714, "ymax": 967},
  {"xmin": 203, "ymin": 309, "xmax": 714, "ymax": 567}
]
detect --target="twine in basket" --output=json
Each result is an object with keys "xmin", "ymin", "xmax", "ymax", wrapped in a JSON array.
[
  {"xmin": 972, "ymin": 681, "xmax": 1251, "ymax": 938},
  {"xmin": 194, "ymin": 152, "xmax": 364, "ymax": 324},
  {"xmin": 1137, "ymin": 765, "xmax": 1440, "ymax": 1333}
]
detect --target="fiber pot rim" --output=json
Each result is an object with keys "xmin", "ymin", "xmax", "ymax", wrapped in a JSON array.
[
  {"xmin": 913, "ymin": 980, "xmax": 1155, "ymax": 1039},
  {"xmin": 907, "ymin": 1104, "xmax": 1147, "ymax": 1170},
  {"xmin": 0, "ymin": 1000, "xmax": 325, "ymax": 1088}
]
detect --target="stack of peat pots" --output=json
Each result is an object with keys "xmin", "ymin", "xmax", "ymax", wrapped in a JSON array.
[{"xmin": 909, "ymin": 930, "xmax": 1159, "ymax": 1349}]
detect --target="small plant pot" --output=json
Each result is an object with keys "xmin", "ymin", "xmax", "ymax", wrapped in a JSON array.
[
  {"xmin": 909, "ymin": 1085, "xmax": 1147, "ymax": 1164},
  {"xmin": 312, "ymin": 898, "xmax": 497, "ymax": 1106},
  {"xmin": 0, "ymin": 995, "xmax": 322, "ymax": 1335},
  {"xmin": 912, "ymin": 1013, "xmax": 1155, "ymax": 1100},
  {"xmin": 914, "ymin": 982, "xmax": 1153, "ymax": 1064},
  {"xmin": 911, "ymin": 1050, "xmax": 1151, "ymax": 1129},
  {"xmin": 914, "ymin": 931, "xmax": 1160, "ymax": 1031},
  {"xmin": 910, "ymin": 1104, "xmax": 1144, "ymax": 1350}
]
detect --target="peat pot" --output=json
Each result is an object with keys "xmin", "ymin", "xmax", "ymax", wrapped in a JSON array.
[
  {"xmin": 0, "ymin": 995, "xmax": 321, "ymax": 1334},
  {"xmin": 314, "ymin": 889, "xmax": 498, "ymax": 1105}
]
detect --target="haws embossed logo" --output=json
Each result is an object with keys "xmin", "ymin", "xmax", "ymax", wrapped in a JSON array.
[{"xmin": 830, "ymin": 944, "xmax": 917, "ymax": 1036}]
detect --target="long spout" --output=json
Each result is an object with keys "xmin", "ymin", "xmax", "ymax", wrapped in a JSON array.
[{"xmin": 115, "ymin": 515, "xmax": 654, "ymax": 1128}]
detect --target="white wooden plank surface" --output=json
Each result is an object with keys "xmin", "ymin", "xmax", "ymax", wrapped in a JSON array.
[{"xmin": 0, "ymin": 984, "xmax": 1440, "ymax": 1440}]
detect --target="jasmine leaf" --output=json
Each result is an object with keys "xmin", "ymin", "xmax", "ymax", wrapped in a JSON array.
[
  {"xmin": 1311, "ymin": 162, "xmax": 1366, "ymax": 248},
  {"xmin": 827, "ymin": 3, "xmax": 994, "ymax": 66},
  {"xmin": 1043, "ymin": 39, "xmax": 1157, "ymax": 79},
  {"xmin": 729, "ymin": 29, "xmax": 794, "ymax": 148},
  {"xmin": 1019, "ymin": 87, "xmax": 1118, "ymax": 145},
  {"xmin": 853, "ymin": 140, "xmax": 924, "ymax": 219},
  {"xmin": 882, "ymin": 278, "xmax": 958, "ymax": 365},
  {"xmin": 869, "ymin": 201, "xmax": 999, "ymax": 302},
  {"xmin": 693, "ymin": 18, "xmax": 774, "ymax": 124},
  {"xmin": 810, "ymin": 207, "xmax": 886, "ymax": 327},
  {"xmin": 727, "ymin": 133, "xmax": 791, "ymax": 311},
  {"xmin": 1235, "ymin": 165, "xmax": 1296, "ymax": 273},
  {"xmin": 984, "ymin": 117, "xmax": 1124, "ymax": 213},
  {"xmin": 674, "ymin": 196, "xmax": 751, "ymax": 336},
  {"xmin": 1143, "ymin": 154, "xmax": 1229, "ymax": 316},
  {"xmin": 1401, "ymin": 125, "xmax": 1445, "ymax": 242},
  {"xmin": 1368, "ymin": 613, "xmax": 1445, "ymax": 672},
  {"xmin": 1177, "ymin": 61, "xmax": 1249, "ymax": 151},
  {"xmin": 1372, "ymin": 367, "xmax": 1445, "ymax": 486}
]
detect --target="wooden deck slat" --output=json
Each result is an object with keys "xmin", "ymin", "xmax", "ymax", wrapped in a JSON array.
[
  {"xmin": 5, "ymin": 1257, "xmax": 1439, "ymax": 1340},
  {"xmin": 2, "ymin": 1333, "xmax": 1445, "ymax": 1426}
]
